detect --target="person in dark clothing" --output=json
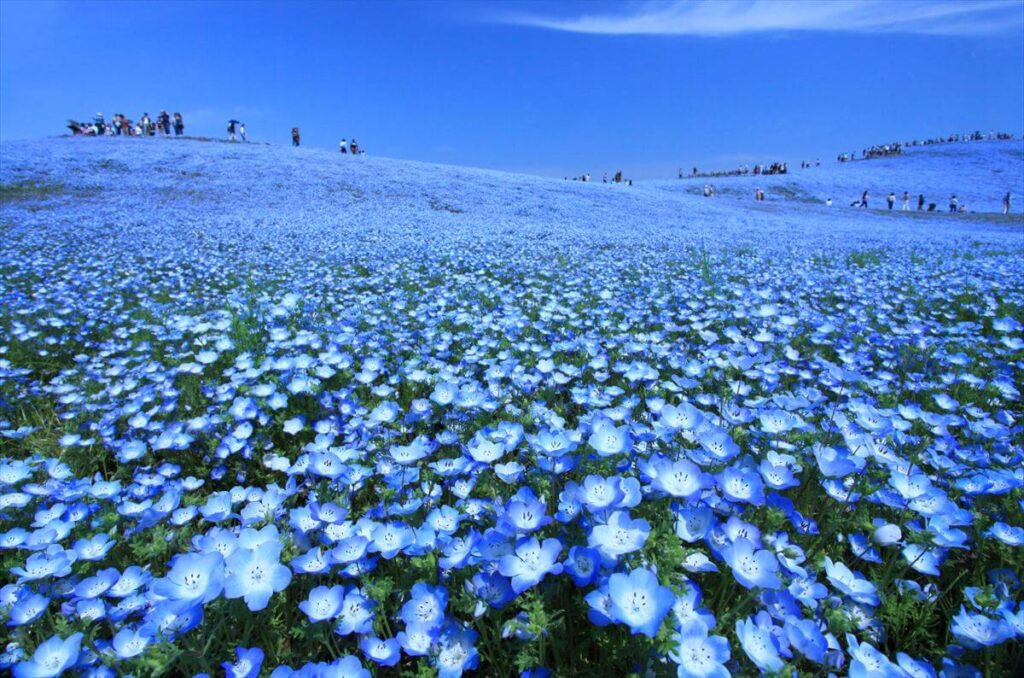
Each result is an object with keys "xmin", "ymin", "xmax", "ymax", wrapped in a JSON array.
[
  {"xmin": 173, "ymin": 113, "xmax": 184, "ymax": 136},
  {"xmin": 228, "ymin": 120, "xmax": 237, "ymax": 141},
  {"xmin": 917, "ymin": 194, "xmax": 925, "ymax": 211},
  {"xmin": 350, "ymin": 138, "xmax": 359, "ymax": 154},
  {"xmin": 292, "ymin": 127, "xmax": 300, "ymax": 147},
  {"xmin": 887, "ymin": 192, "xmax": 895, "ymax": 210},
  {"xmin": 1004, "ymin": 192, "xmax": 1012, "ymax": 215},
  {"xmin": 860, "ymin": 190, "xmax": 869, "ymax": 209}
]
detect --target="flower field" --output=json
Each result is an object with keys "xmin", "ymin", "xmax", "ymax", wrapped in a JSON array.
[{"xmin": 1, "ymin": 137, "xmax": 1022, "ymax": 677}]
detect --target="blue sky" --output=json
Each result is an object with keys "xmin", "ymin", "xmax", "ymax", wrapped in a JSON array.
[{"xmin": 2, "ymin": 0, "xmax": 1022, "ymax": 178}]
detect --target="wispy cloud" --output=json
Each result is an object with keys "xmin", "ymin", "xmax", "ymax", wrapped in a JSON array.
[{"xmin": 502, "ymin": 0, "xmax": 1023, "ymax": 37}]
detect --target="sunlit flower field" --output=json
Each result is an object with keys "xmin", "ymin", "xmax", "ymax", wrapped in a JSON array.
[{"xmin": 1, "ymin": 138, "xmax": 1022, "ymax": 677}]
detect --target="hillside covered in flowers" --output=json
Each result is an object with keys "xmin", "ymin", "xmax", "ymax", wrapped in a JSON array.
[{"xmin": 1, "ymin": 137, "xmax": 1022, "ymax": 677}]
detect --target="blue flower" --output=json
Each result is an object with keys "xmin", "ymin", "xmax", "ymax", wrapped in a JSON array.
[
  {"xmin": 588, "ymin": 510, "xmax": 650, "ymax": 559},
  {"xmin": 718, "ymin": 463, "xmax": 766, "ymax": 505},
  {"xmin": 152, "ymin": 552, "xmax": 225, "ymax": 604},
  {"xmin": 950, "ymin": 606, "xmax": 1016, "ymax": 647},
  {"xmin": 650, "ymin": 457, "xmax": 713, "ymax": 500},
  {"xmin": 334, "ymin": 588, "xmax": 377, "ymax": 636},
  {"xmin": 6, "ymin": 591, "xmax": 48, "ymax": 627},
  {"xmin": 466, "ymin": 571, "xmax": 515, "ymax": 615},
  {"xmin": 360, "ymin": 635, "xmax": 401, "ymax": 667},
  {"xmin": 12, "ymin": 632, "xmax": 83, "ymax": 678},
  {"xmin": 824, "ymin": 557, "xmax": 879, "ymax": 606},
  {"xmin": 721, "ymin": 538, "xmax": 781, "ymax": 590},
  {"xmin": 607, "ymin": 567, "xmax": 675, "ymax": 638},
  {"xmin": 299, "ymin": 585, "xmax": 345, "ymax": 623},
  {"xmin": 497, "ymin": 537, "xmax": 563, "ymax": 593},
  {"xmin": 225, "ymin": 541, "xmax": 292, "ymax": 611},
  {"xmin": 400, "ymin": 582, "xmax": 448, "ymax": 628},
  {"xmin": 111, "ymin": 627, "xmax": 151, "ymax": 659},
  {"xmin": 587, "ymin": 419, "xmax": 632, "ymax": 456},
  {"xmin": 736, "ymin": 613, "xmax": 783, "ymax": 672},
  {"xmin": 564, "ymin": 546, "xmax": 601, "ymax": 587},
  {"xmin": 670, "ymin": 619, "xmax": 731, "ymax": 678},
  {"xmin": 435, "ymin": 626, "xmax": 480, "ymax": 678},
  {"xmin": 223, "ymin": 646, "xmax": 265, "ymax": 678}
]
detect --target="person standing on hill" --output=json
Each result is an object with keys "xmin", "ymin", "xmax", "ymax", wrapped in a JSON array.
[
  {"xmin": 240, "ymin": 123, "xmax": 247, "ymax": 142},
  {"xmin": 918, "ymin": 194, "xmax": 925, "ymax": 211},
  {"xmin": 901, "ymin": 191, "xmax": 909, "ymax": 211},
  {"xmin": 887, "ymin": 192, "xmax": 896, "ymax": 210},
  {"xmin": 340, "ymin": 139, "xmax": 348, "ymax": 154},
  {"xmin": 1004, "ymin": 192, "xmax": 1012, "ymax": 215},
  {"xmin": 228, "ymin": 120, "xmax": 237, "ymax": 141},
  {"xmin": 173, "ymin": 113, "xmax": 184, "ymax": 136},
  {"xmin": 860, "ymin": 190, "xmax": 869, "ymax": 209},
  {"xmin": 949, "ymin": 195, "xmax": 958, "ymax": 213},
  {"xmin": 292, "ymin": 127, "xmax": 301, "ymax": 147},
  {"xmin": 350, "ymin": 138, "xmax": 359, "ymax": 154}
]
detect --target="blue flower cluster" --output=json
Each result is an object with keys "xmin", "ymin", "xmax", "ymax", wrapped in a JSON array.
[{"xmin": 0, "ymin": 138, "xmax": 1022, "ymax": 676}]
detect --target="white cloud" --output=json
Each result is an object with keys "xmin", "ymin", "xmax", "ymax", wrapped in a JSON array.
[{"xmin": 503, "ymin": 0, "xmax": 1023, "ymax": 37}]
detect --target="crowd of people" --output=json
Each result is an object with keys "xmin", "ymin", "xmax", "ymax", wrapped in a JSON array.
[
  {"xmin": 845, "ymin": 190, "xmax": 1013, "ymax": 215},
  {"xmin": 682, "ymin": 162, "xmax": 789, "ymax": 179},
  {"xmin": 564, "ymin": 172, "xmax": 633, "ymax": 186},
  {"xmin": 839, "ymin": 130, "xmax": 1016, "ymax": 163},
  {"xmin": 67, "ymin": 111, "xmax": 184, "ymax": 137}
]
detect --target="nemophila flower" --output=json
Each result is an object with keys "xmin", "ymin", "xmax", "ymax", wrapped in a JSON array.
[
  {"xmin": 670, "ymin": 619, "xmax": 731, "ymax": 678},
  {"xmin": 985, "ymin": 521, "xmax": 1024, "ymax": 546},
  {"xmin": 72, "ymin": 533, "xmax": 116, "ymax": 561},
  {"xmin": 578, "ymin": 474, "xmax": 623, "ymax": 512},
  {"xmin": 12, "ymin": 632, "xmax": 83, "ymax": 678},
  {"xmin": 846, "ymin": 634, "xmax": 904, "ymax": 677},
  {"xmin": 400, "ymin": 582, "xmax": 448, "ymax": 628},
  {"xmin": 11, "ymin": 546, "xmax": 75, "ymax": 583},
  {"xmin": 813, "ymin": 445, "xmax": 864, "ymax": 478},
  {"xmin": 697, "ymin": 428, "xmax": 739, "ymax": 462},
  {"xmin": 588, "ymin": 510, "xmax": 650, "ymax": 559},
  {"xmin": 370, "ymin": 522, "xmax": 414, "ymax": 558},
  {"xmin": 783, "ymin": 615, "xmax": 827, "ymax": 664},
  {"xmin": 467, "ymin": 571, "xmax": 515, "ymax": 615},
  {"xmin": 950, "ymin": 606, "xmax": 1016, "ymax": 647},
  {"xmin": 897, "ymin": 653, "xmax": 938, "ymax": 678},
  {"xmin": 872, "ymin": 522, "xmax": 902, "ymax": 546},
  {"xmin": 564, "ymin": 546, "xmax": 601, "ymax": 587},
  {"xmin": 223, "ymin": 646, "xmax": 264, "ymax": 678},
  {"xmin": 111, "ymin": 627, "xmax": 151, "ymax": 659},
  {"xmin": 608, "ymin": 567, "xmax": 675, "ymax": 637},
  {"xmin": 675, "ymin": 506, "xmax": 715, "ymax": 543},
  {"xmin": 736, "ymin": 613, "xmax": 784, "ymax": 672},
  {"xmin": 225, "ymin": 540, "xmax": 292, "ymax": 611},
  {"xmin": 300, "ymin": 585, "xmax": 345, "ymax": 622},
  {"xmin": 650, "ymin": 458, "xmax": 712, "ymax": 499},
  {"xmin": 824, "ymin": 557, "xmax": 879, "ymax": 606},
  {"xmin": 140, "ymin": 599, "xmax": 204, "ymax": 639},
  {"xmin": 588, "ymin": 419, "xmax": 632, "ymax": 456},
  {"xmin": 335, "ymin": 588, "xmax": 376, "ymax": 636},
  {"xmin": 902, "ymin": 544, "xmax": 944, "ymax": 576},
  {"xmin": 360, "ymin": 635, "xmax": 401, "ymax": 667},
  {"xmin": 7, "ymin": 591, "xmax": 48, "ymax": 626},
  {"xmin": 435, "ymin": 626, "xmax": 480, "ymax": 678},
  {"xmin": 500, "ymin": 488, "xmax": 551, "ymax": 534},
  {"xmin": 398, "ymin": 621, "xmax": 438, "ymax": 656},
  {"xmin": 721, "ymin": 538, "xmax": 781, "ymax": 590},
  {"xmin": 718, "ymin": 463, "xmax": 765, "ymax": 505},
  {"xmin": 109, "ymin": 566, "xmax": 150, "ymax": 597},
  {"xmin": 498, "ymin": 537, "xmax": 563, "ymax": 593},
  {"xmin": 152, "ymin": 551, "xmax": 224, "ymax": 604}
]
